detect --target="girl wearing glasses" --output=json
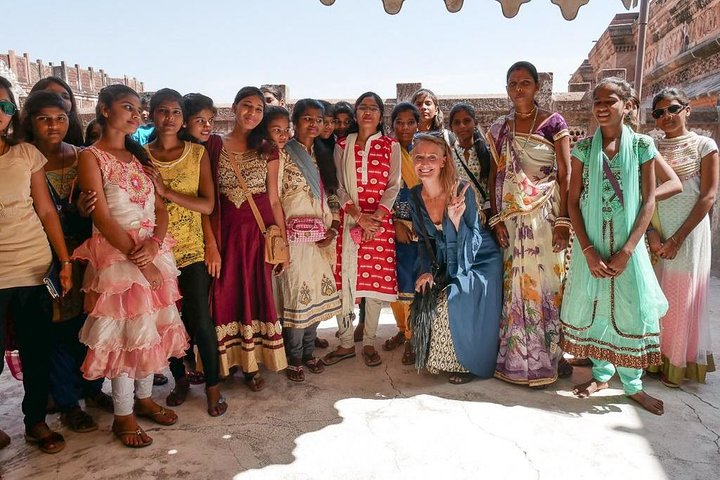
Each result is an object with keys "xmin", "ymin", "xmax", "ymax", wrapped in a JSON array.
[
  {"xmin": 0, "ymin": 76, "xmax": 73, "ymax": 454},
  {"xmin": 561, "ymin": 77, "xmax": 667, "ymax": 415},
  {"xmin": 143, "ymin": 89, "xmax": 226, "ymax": 416},
  {"xmin": 488, "ymin": 61, "xmax": 572, "ymax": 388},
  {"xmin": 21, "ymin": 90, "xmax": 111, "ymax": 435},
  {"xmin": 323, "ymin": 92, "xmax": 401, "ymax": 368},
  {"xmin": 647, "ymin": 87, "xmax": 718, "ymax": 387}
]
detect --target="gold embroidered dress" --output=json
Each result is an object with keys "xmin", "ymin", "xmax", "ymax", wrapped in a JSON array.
[{"xmin": 274, "ymin": 148, "xmax": 341, "ymax": 328}]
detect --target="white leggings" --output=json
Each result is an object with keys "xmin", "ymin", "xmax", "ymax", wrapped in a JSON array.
[{"xmin": 110, "ymin": 373, "xmax": 154, "ymax": 416}]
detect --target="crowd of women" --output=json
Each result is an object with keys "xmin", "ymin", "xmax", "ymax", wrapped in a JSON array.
[{"xmin": 0, "ymin": 59, "xmax": 717, "ymax": 453}]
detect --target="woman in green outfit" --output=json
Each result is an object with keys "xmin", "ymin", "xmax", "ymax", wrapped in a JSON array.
[{"xmin": 560, "ymin": 77, "xmax": 668, "ymax": 416}]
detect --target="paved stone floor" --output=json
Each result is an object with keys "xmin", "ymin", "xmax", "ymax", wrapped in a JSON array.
[{"xmin": 1, "ymin": 278, "xmax": 719, "ymax": 480}]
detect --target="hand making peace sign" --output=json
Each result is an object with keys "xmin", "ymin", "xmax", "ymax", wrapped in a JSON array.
[{"xmin": 447, "ymin": 181, "xmax": 470, "ymax": 231}]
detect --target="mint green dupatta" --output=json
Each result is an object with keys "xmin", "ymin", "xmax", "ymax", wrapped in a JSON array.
[{"xmin": 582, "ymin": 125, "xmax": 667, "ymax": 325}]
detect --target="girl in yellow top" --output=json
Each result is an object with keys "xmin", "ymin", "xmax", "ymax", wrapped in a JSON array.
[{"xmin": 144, "ymin": 89, "xmax": 226, "ymax": 417}]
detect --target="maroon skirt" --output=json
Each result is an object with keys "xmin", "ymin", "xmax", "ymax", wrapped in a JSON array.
[{"xmin": 211, "ymin": 193, "xmax": 287, "ymax": 375}]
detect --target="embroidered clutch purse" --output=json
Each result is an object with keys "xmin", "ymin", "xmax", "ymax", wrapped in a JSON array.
[{"xmin": 286, "ymin": 217, "xmax": 326, "ymax": 244}]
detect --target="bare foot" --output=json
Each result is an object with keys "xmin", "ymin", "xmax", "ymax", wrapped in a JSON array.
[
  {"xmin": 629, "ymin": 391, "xmax": 664, "ymax": 415},
  {"xmin": 572, "ymin": 379, "xmax": 609, "ymax": 398}
]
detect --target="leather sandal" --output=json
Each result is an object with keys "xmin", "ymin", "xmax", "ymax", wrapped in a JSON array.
[
  {"xmin": 84, "ymin": 391, "xmax": 114, "ymax": 413},
  {"xmin": 448, "ymin": 373, "xmax": 475, "ymax": 385},
  {"xmin": 135, "ymin": 403, "xmax": 178, "ymax": 426},
  {"xmin": 303, "ymin": 357, "xmax": 325, "ymax": 374},
  {"xmin": 60, "ymin": 406, "xmax": 98, "ymax": 433},
  {"xmin": 153, "ymin": 373, "xmax": 169, "ymax": 386},
  {"xmin": 321, "ymin": 347, "xmax": 356, "ymax": 366},
  {"xmin": 382, "ymin": 331, "xmax": 406, "ymax": 351},
  {"xmin": 24, "ymin": 423, "xmax": 65, "ymax": 454},
  {"xmin": 314, "ymin": 337, "xmax": 329, "ymax": 349},
  {"xmin": 244, "ymin": 371, "xmax": 266, "ymax": 392},
  {"xmin": 112, "ymin": 423, "xmax": 152, "ymax": 448},
  {"xmin": 286, "ymin": 365, "xmax": 305, "ymax": 382},
  {"xmin": 186, "ymin": 370, "xmax": 205, "ymax": 385},
  {"xmin": 206, "ymin": 386, "xmax": 228, "ymax": 417},
  {"xmin": 362, "ymin": 348, "xmax": 382, "ymax": 367}
]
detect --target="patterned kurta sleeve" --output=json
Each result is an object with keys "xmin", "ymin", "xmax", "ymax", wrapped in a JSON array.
[
  {"xmin": 333, "ymin": 142, "xmax": 352, "ymax": 208},
  {"xmin": 636, "ymin": 133, "xmax": 658, "ymax": 165},
  {"xmin": 570, "ymin": 137, "xmax": 592, "ymax": 164}
]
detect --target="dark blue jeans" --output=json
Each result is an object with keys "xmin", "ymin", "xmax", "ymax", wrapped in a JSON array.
[{"xmin": 49, "ymin": 314, "xmax": 104, "ymax": 412}]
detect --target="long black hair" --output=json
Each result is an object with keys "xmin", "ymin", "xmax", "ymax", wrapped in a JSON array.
[
  {"xmin": 351, "ymin": 91, "xmax": 385, "ymax": 135},
  {"xmin": 233, "ymin": 86, "xmax": 266, "ymax": 150},
  {"xmin": 95, "ymin": 84, "xmax": 151, "ymax": 166},
  {"xmin": 180, "ymin": 92, "xmax": 217, "ymax": 143},
  {"xmin": 30, "ymin": 76, "xmax": 85, "ymax": 147},
  {"xmin": 20, "ymin": 90, "xmax": 69, "ymax": 143},
  {"xmin": 448, "ymin": 103, "xmax": 491, "ymax": 181},
  {"xmin": 292, "ymin": 98, "xmax": 338, "ymax": 194}
]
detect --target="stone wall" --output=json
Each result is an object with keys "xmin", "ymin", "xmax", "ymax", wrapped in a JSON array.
[{"xmin": 0, "ymin": 49, "xmax": 144, "ymax": 112}]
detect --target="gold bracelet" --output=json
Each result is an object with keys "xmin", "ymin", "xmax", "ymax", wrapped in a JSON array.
[{"xmin": 582, "ymin": 244, "xmax": 594, "ymax": 253}]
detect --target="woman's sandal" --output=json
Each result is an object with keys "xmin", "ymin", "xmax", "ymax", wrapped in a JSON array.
[
  {"xmin": 303, "ymin": 357, "xmax": 325, "ymax": 374},
  {"xmin": 448, "ymin": 373, "xmax": 475, "ymax": 385},
  {"xmin": 206, "ymin": 386, "xmax": 228, "ymax": 417},
  {"xmin": 60, "ymin": 406, "xmax": 98, "ymax": 433},
  {"xmin": 401, "ymin": 343, "xmax": 416, "ymax": 366},
  {"xmin": 244, "ymin": 371, "xmax": 266, "ymax": 392},
  {"xmin": 153, "ymin": 373, "xmax": 169, "ymax": 386},
  {"xmin": 24, "ymin": 423, "xmax": 65, "ymax": 454},
  {"xmin": 166, "ymin": 377, "xmax": 190, "ymax": 406},
  {"xmin": 135, "ymin": 403, "xmax": 178, "ymax": 426},
  {"xmin": 186, "ymin": 370, "xmax": 205, "ymax": 385},
  {"xmin": 112, "ymin": 423, "xmax": 152, "ymax": 448},
  {"xmin": 362, "ymin": 348, "xmax": 382, "ymax": 367},
  {"xmin": 286, "ymin": 365, "xmax": 305, "ymax": 382},
  {"xmin": 382, "ymin": 332, "xmax": 406, "ymax": 351},
  {"xmin": 660, "ymin": 374, "xmax": 680, "ymax": 388}
]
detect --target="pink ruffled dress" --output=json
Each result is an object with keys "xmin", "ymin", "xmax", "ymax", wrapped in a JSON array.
[{"xmin": 73, "ymin": 147, "xmax": 189, "ymax": 380}]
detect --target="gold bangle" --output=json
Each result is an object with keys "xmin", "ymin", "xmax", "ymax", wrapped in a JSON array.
[
  {"xmin": 60, "ymin": 260, "xmax": 73, "ymax": 266},
  {"xmin": 582, "ymin": 245, "xmax": 594, "ymax": 253},
  {"xmin": 669, "ymin": 236, "xmax": 679, "ymax": 246}
]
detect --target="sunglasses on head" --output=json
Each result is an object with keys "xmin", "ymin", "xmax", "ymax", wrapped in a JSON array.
[
  {"xmin": 651, "ymin": 104, "xmax": 686, "ymax": 120},
  {"xmin": 0, "ymin": 100, "xmax": 17, "ymax": 116}
]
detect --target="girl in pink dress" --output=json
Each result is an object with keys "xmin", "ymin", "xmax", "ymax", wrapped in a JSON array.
[{"xmin": 74, "ymin": 85, "xmax": 189, "ymax": 448}]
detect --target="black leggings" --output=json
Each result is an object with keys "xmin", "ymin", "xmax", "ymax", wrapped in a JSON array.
[
  {"xmin": 168, "ymin": 262, "xmax": 220, "ymax": 387},
  {"xmin": 0, "ymin": 285, "xmax": 53, "ymax": 429}
]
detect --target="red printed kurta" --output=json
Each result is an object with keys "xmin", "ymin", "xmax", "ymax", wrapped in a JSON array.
[{"xmin": 334, "ymin": 134, "xmax": 400, "ymax": 306}]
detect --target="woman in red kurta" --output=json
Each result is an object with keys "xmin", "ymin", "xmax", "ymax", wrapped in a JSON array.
[{"xmin": 323, "ymin": 92, "xmax": 401, "ymax": 368}]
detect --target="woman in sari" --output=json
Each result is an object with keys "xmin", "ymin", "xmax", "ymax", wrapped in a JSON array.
[
  {"xmin": 488, "ymin": 61, "xmax": 572, "ymax": 387},
  {"xmin": 204, "ymin": 87, "xmax": 288, "ymax": 391},
  {"xmin": 322, "ymin": 92, "xmax": 401, "ymax": 368}
]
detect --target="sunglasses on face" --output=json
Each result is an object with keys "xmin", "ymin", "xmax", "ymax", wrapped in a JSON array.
[
  {"xmin": 0, "ymin": 100, "xmax": 17, "ymax": 116},
  {"xmin": 652, "ymin": 104, "xmax": 686, "ymax": 119}
]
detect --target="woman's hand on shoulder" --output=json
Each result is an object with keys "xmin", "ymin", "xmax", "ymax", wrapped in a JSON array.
[{"xmin": 143, "ymin": 165, "xmax": 166, "ymax": 197}]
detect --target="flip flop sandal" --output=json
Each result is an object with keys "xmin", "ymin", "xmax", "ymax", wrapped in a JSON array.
[
  {"xmin": 321, "ymin": 348, "xmax": 356, "ymax": 366},
  {"xmin": 136, "ymin": 406, "xmax": 178, "ymax": 426},
  {"xmin": 205, "ymin": 386, "xmax": 228, "ymax": 417},
  {"xmin": 286, "ymin": 365, "xmax": 305, "ymax": 382},
  {"xmin": 25, "ymin": 427, "xmax": 65, "ymax": 454},
  {"xmin": 112, "ymin": 424, "xmax": 153, "ymax": 448},
  {"xmin": 382, "ymin": 332, "xmax": 406, "ymax": 351},
  {"xmin": 166, "ymin": 378, "xmax": 190, "ymax": 406},
  {"xmin": 660, "ymin": 374, "xmax": 680, "ymax": 388},
  {"xmin": 60, "ymin": 406, "xmax": 98, "ymax": 433},
  {"xmin": 362, "ymin": 349, "xmax": 382, "ymax": 367},
  {"xmin": 244, "ymin": 372, "xmax": 266, "ymax": 392},
  {"xmin": 186, "ymin": 370, "xmax": 206, "ymax": 385},
  {"xmin": 153, "ymin": 373, "xmax": 169, "ymax": 386},
  {"xmin": 303, "ymin": 357, "xmax": 325, "ymax": 374},
  {"xmin": 314, "ymin": 337, "xmax": 330, "ymax": 349}
]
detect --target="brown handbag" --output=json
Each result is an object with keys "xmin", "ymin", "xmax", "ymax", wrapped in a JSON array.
[{"xmin": 227, "ymin": 156, "xmax": 288, "ymax": 265}]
